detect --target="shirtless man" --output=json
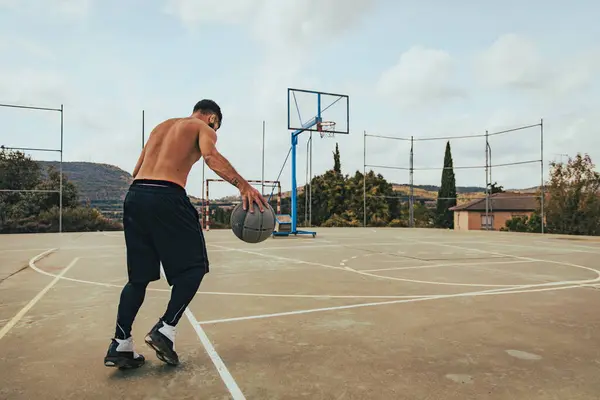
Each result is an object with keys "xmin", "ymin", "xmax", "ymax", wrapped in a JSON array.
[{"xmin": 104, "ymin": 99, "xmax": 268, "ymax": 369}]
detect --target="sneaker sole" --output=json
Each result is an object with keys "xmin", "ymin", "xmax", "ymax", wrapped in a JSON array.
[
  {"xmin": 104, "ymin": 356, "xmax": 145, "ymax": 369},
  {"xmin": 145, "ymin": 333, "xmax": 179, "ymax": 366}
]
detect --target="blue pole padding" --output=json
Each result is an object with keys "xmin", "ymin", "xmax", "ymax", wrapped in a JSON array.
[
  {"xmin": 291, "ymin": 132, "xmax": 297, "ymax": 233},
  {"xmin": 289, "ymin": 117, "xmax": 318, "ymax": 234}
]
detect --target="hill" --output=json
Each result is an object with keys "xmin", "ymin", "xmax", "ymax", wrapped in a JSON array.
[
  {"xmin": 39, "ymin": 161, "xmax": 133, "ymax": 202},
  {"xmin": 37, "ymin": 161, "xmax": 204, "ymax": 220},
  {"xmin": 282, "ymin": 183, "xmax": 487, "ymax": 203},
  {"xmin": 391, "ymin": 184, "xmax": 486, "ymax": 203}
]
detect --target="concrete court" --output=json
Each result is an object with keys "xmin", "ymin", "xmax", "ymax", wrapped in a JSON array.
[{"xmin": 1, "ymin": 227, "xmax": 600, "ymax": 400}]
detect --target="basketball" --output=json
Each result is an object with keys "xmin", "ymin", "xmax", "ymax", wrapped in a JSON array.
[{"xmin": 230, "ymin": 201, "xmax": 276, "ymax": 243}]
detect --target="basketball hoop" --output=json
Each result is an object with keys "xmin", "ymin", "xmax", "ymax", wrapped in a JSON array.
[{"xmin": 317, "ymin": 121, "xmax": 336, "ymax": 138}]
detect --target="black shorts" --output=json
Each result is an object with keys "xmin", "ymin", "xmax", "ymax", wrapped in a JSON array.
[{"xmin": 123, "ymin": 179, "xmax": 209, "ymax": 286}]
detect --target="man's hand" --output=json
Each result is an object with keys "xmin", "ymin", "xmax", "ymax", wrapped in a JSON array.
[{"xmin": 239, "ymin": 182, "xmax": 269, "ymax": 213}]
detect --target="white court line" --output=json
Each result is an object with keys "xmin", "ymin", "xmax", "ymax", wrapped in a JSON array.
[
  {"xmin": 209, "ymin": 244, "xmax": 348, "ymax": 272},
  {"xmin": 0, "ymin": 248, "xmax": 54, "ymax": 254},
  {"xmin": 395, "ymin": 236, "xmax": 600, "ymax": 255},
  {"xmin": 346, "ymin": 267, "xmax": 523, "ymax": 288},
  {"xmin": 405, "ymin": 239, "xmax": 600, "ymax": 290},
  {"xmin": 411, "ymin": 239, "xmax": 598, "ymax": 272},
  {"xmin": 26, "ymin": 246, "xmax": 600, "ymax": 300},
  {"xmin": 0, "ymin": 253, "xmax": 78, "ymax": 341},
  {"xmin": 469, "ymin": 240, "xmax": 600, "ymax": 255},
  {"xmin": 185, "ymin": 309, "xmax": 246, "ymax": 399},
  {"xmin": 20, "ymin": 246, "xmax": 599, "ymax": 331},
  {"xmin": 210, "ymin": 243, "xmax": 600, "ymax": 289},
  {"xmin": 211, "ymin": 244, "xmax": 524, "ymax": 288},
  {"xmin": 198, "ymin": 283, "xmax": 585, "ymax": 326},
  {"xmin": 26, "ymin": 253, "xmax": 427, "ymax": 299},
  {"xmin": 206, "ymin": 242, "xmax": 414, "ymax": 251},
  {"xmin": 159, "ymin": 265, "xmax": 245, "ymax": 400},
  {"xmin": 210, "ymin": 244, "xmax": 508, "ymax": 288},
  {"xmin": 362, "ymin": 259, "xmax": 538, "ymax": 273}
]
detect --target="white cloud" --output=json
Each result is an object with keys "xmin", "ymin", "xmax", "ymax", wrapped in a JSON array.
[
  {"xmin": 53, "ymin": 0, "xmax": 93, "ymax": 19},
  {"xmin": 251, "ymin": 0, "xmax": 374, "ymax": 53},
  {"xmin": 164, "ymin": 0, "xmax": 376, "ymax": 115},
  {"xmin": 0, "ymin": 0, "xmax": 92, "ymax": 19},
  {"xmin": 164, "ymin": 0, "xmax": 374, "ymax": 51},
  {"xmin": 0, "ymin": 68, "xmax": 68, "ymax": 106},
  {"xmin": 163, "ymin": 0, "xmax": 256, "ymax": 27},
  {"xmin": 0, "ymin": 36, "xmax": 55, "ymax": 60},
  {"xmin": 475, "ymin": 33, "xmax": 600, "ymax": 96},
  {"xmin": 376, "ymin": 46, "xmax": 465, "ymax": 108},
  {"xmin": 474, "ymin": 33, "xmax": 543, "ymax": 90}
]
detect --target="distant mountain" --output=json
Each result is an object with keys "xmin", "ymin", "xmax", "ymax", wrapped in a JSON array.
[
  {"xmin": 36, "ymin": 161, "xmax": 204, "ymax": 221},
  {"xmin": 391, "ymin": 184, "xmax": 487, "ymax": 194},
  {"xmin": 39, "ymin": 161, "xmax": 133, "ymax": 202}
]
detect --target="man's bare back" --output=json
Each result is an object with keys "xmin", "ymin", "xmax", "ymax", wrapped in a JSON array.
[
  {"xmin": 134, "ymin": 117, "xmax": 203, "ymax": 189},
  {"xmin": 131, "ymin": 100, "xmax": 268, "ymax": 213}
]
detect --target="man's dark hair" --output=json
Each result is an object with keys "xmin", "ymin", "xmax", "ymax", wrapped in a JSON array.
[{"xmin": 193, "ymin": 99, "xmax": 222, "ymax": 126}]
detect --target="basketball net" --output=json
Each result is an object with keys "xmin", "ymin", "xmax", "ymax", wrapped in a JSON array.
[{"xmin": 317, "ymin": 121, "xmax": 336, "ymax": 139}]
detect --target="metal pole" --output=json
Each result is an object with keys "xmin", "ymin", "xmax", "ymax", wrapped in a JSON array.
[
  {"xmin": 488, "ymin": 144, "xmax": 492, "ymax": 191},
  {"xmin": 305, "ymin": 135, "xmax": 309, "ymax": 226},
  {"xmin": 485, "ymin": 130, "xmax": 489, "ymax": 231},
  {"xmin": 262, "ymin": 120, "xmax": 265, "ymax": 197},
  {"xmin": 309, "ymin": 131, "xmax": 313, "ymax": 226},
  {"xmin": 291, "ymin": 131, "xmax": 298, "ymax": 233},
  {"xmin": 142, "ymin": 110, "xmax": 145, "ymax": 148},
  {"xmin": 202, "ymin": 160, "xmax": 205, "ymax": 227},
  {"xmin": 488, "ymin": 142, "xmax": 492, "ymax": 216},
  {"xmin": 409, "ymin": 136, "xmax": 414, "ymax": 227},
  {"xmin": 540, "ymin": 118, "xmax": 545, "ymax": 234},
  {"xmin": 59, "ymin": 104, "xmax": 64, "ymax": 234},
  {"xmin": 363, "ymin": 130, "xmax": 367, "ymax": 227},
  {"xmin": 205, "ymin": 179, "xmax": 211, "ymax": 230}
]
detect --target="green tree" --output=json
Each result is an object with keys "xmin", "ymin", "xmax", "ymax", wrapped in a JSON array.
[
  {"xmin": 333, "ymin": 143, "xmax": 341, "ymax": 174},
  {"xmin": 490, "ymin": 182, "xmax": 504, "ymax": 193},
  {"xmin": 502, "ymin": 212, "xmax": 542, "ymax": 233},
  {"xmin": 0, "ymin": 149, "xmax": 122, "ymax": 233},
  {"xmin": 295, "ymin": 142, "xmax": 409, "ymax": 228},
  {"xmin": 0, "ymin": 148, "xmax": 42, "ymax": 225},
  {"xmin": 434, "ymin": 141, "xmax": 457, "ymax": 228},
  {"xmin": 544, "ymin": 153, "xmax": 600, "ymax": 236}
]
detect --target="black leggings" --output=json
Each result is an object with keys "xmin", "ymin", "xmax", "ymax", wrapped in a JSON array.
[{"xmin": 115, "ymin": 267, "xmax": 205, "ymax": 340}]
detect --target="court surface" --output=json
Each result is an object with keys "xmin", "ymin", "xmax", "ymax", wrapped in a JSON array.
[{"xmin": 2, "ymin": 227, "xmax": 600, "ymax": 399}]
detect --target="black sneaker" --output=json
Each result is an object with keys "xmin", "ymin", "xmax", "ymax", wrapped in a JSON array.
[
  {"xmin": 145, "ymin": 319, "xmax": 179, "ymax": 366},
  {"xmin": 104, "ymin": 338, "xmax": 145, "ymax": 369}
]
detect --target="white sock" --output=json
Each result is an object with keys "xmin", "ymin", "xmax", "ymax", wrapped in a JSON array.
[
  {"xmin": 115, "ymin": 337, "xmax": 134, "ymax": 352},
  {"xmin": 159, "ymin": 321, "xmax": 176, "ymax": 346},
  {"xmin": 115, "ymin": 337, "xmax": 140, "ymax": 357}
]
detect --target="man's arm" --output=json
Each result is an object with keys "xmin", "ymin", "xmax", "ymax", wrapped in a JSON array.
[
  {"xmin": 196, "ymin": 121, "xmax": 268, "ymax": 212},
  {"xmin": 198, "ymin": 125, "xmax": 248, "ymax": 189}
]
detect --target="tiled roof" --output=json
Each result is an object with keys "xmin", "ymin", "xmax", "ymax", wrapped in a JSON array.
[{"xmin": 449, "ymin": 192, "xmax": 539, "ymax": 212}]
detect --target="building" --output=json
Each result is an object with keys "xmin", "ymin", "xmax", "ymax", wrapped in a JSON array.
[{"xmin": 449, "ymin": 192, "xmax": 539, "ymax": 231}]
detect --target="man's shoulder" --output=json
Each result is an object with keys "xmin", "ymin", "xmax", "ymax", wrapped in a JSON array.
[{"xmin": 167, "ymin": 117, "xmax": 208, "ymax": 130}]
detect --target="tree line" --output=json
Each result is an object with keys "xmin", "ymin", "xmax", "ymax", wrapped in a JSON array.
[
  {"xmin": 208, "ymin": 141, "xmax": 600, "ymax": 236},
  {"xmin": 0, "ymin": 149, "xmax": 122, "ymax": 233},
  {"xmin": 2, "ymin": 144, "xmax": 599, "ymax": 236},
  {"xmin": 503, "ymin": 153, "xmax": 600, "ymax": 236}
]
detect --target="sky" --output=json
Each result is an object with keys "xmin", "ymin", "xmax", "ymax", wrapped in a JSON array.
[{"xmin": 0, "ymin": 0, "xmax": 599, "ymax": 199}]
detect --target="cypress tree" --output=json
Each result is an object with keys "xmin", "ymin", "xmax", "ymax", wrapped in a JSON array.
[
  {"xmin": 435, "ymin": 141, "xmax": 457, "ymax": 228},
  {"xmin": 333, "ymin": 143, "xmax": 341, "ymax": 174}
]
